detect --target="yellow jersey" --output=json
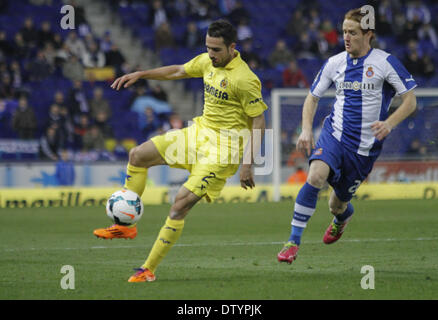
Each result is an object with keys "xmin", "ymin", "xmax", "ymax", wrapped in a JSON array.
[{"xmin": 183, "ymin": 51, "xmax": 268, "ymax": 131}]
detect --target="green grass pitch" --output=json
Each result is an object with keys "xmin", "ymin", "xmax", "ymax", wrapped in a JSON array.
[{"xmin": 0, "ymin": 199, "xmax": 437, "ymax": 300}]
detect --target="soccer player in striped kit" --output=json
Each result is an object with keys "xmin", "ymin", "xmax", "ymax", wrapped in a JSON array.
[{"xmin": 278, "ymin": 8, "xmax": 417, "ymax": 264}]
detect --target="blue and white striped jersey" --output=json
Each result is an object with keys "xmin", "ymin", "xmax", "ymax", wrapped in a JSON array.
[{"xmin": 310, "ymin": 48, "xmax": 417, "ymax": 157}]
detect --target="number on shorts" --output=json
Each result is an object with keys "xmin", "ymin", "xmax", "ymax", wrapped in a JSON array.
[{"xmin": 348, "ymin": 180, "xmax": 362, "ymax": 194}]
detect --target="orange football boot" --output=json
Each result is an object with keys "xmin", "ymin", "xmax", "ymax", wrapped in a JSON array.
[
  {"xmin": 93, "ymin": 224, "xmax": 137, "ymax": 239},
  {"xmin": 128, "ymin": 268, "xmax": 156, "ymax": 282}
]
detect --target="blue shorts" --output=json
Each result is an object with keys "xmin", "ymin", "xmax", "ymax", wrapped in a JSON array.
[{"xmin": 309, "ymin": 128, "xmax": 378, "ymax": 202}]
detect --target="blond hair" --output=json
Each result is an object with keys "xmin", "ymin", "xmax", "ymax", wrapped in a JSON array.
[{"xmin": 344, "ymin": 8, "xmax": 375, "ymax": 43}]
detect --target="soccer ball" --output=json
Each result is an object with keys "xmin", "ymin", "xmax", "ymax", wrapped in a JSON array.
[{"xmin": 106, "ymin": 189, "xmax": 144, "ymax": 225}]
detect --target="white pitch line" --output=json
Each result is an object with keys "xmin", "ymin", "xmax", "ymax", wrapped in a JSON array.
[{"xmin": 1, "ymin": 237, "xmax": 437, "ymax": 253}]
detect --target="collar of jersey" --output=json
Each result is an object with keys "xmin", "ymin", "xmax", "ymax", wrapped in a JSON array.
[
  {"xmin": 347, "ymin": 48, "xmax": 373, "ymax": 63},
  {"xmin": 221, "ymin": 50, "xmax": 242, "ymax": 70}
]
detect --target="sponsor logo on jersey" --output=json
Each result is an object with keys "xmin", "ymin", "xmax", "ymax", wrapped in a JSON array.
[
  {"xmin": 204, "ymin": 82, "xmax": 229, "ymax": 100},
  {"xmin": 337, "ymin": 81, "xmax": 375, "ymax": 91},
  {"xmin": 249, "ymin": 97, "xmax": 263, "ymax": 104}
]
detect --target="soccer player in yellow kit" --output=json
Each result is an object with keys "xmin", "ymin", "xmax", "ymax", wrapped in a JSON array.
[{"xmin": 93, "ymin": 20, "xmax": 268, "ymax": 282}]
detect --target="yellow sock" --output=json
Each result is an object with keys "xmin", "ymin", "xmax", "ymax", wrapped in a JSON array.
[
  {"xmin": 124, "ymin": 163, "xmax": 147, "ymax": 197},
  {"xmin": 142, "ymin": 217, "xmax": 184, "ymax": 273}
]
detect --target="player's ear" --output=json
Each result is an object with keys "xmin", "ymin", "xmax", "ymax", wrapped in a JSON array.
[
  {"xmin": 229, "ymin": 42, "xmax": 236, "ymax": 51},
  {"xmin": 365, "ymin": 30, "xmax": 374, "ymax": 43}
]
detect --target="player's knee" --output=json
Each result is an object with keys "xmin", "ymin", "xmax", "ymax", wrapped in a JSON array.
[
  {"xmin": 328, "ymin": 199, "xmax": 347, "ymax": 215},
  {"xmin": 306, "ymin": 172, "xmax": 326, "ymax": 189},
  {"xmin": 129, "ymin": 144, "xmax": 156, "ymax": 168},
  {"xmin": 128, "ymin": 146, "xmax": 143, "ymax": 166}
]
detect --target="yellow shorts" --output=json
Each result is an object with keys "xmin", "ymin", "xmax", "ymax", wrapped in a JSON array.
[{"xmin": 151, "ymin": 123, "xmax": 241, "ymax": 201}]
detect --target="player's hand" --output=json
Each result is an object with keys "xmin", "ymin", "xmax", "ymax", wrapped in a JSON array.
[
  {"xmin": 296, "ymin": 130, "xmax": 315, "ymax": 156},
  {"xmin": 111, "ymin": 71, "xmax": 142, "ymax": 90},
  {"xmin": 240, "ymin": 164, "xmax": 255, "ymax": 190},
  {"xmin": 371, "ymin": 121, "xmax": 392, "ymax": 141}
]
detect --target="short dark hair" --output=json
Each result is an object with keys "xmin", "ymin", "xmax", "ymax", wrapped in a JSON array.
[{"xmin": 207, "ymin": 19, "xmax": 237, "ymax": 47}]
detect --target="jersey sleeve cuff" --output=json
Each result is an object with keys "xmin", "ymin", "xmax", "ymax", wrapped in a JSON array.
[
  {"xmin": 397, "ymin": 84, "xmax": 417, "ymax": 96},
  {"xmin": 309, "ymin": 90, "xmax": 321, "ymax": 98}
]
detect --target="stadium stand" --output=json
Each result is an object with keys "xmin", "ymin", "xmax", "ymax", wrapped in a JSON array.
[{"xmin": 0, "ymin": 0, "xmax": 437, "ymax": 161}]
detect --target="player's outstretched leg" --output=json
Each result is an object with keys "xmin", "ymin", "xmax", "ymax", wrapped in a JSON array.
[
  {"xmin": 278, "ymin": 160, "xmax": 328, "ymax": 264},
  {"xmin": 94, "ymin": 140, "xmax": 165, "ymax": 240},
  {"xmin": 128, "ymin": 187, "xmax": 201, "ymax": 282},
  {"xmin": 323, "ymin": 194, "xmax": 354, "ymax": 244},
  {"xmin": 277, "ymin": 182, "xmax": 320, "ymax": 264}
]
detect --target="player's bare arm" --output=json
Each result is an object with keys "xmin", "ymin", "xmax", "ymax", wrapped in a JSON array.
[
  {"xmin": 240, "ymin": 113, "xmax": 266, "ymax": 190},
  {"xmin": 371, "ymin": 90, "xmax": 417, "ymax": 141},
  {"xmin": 297, "ymin": 92, "xmax": 319, "ymax": 156},
  {"xmin": 111, "ymin": 65, "xmax": 190, "ymax": 90}
]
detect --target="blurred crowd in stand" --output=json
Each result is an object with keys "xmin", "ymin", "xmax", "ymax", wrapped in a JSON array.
[{"xmin": 0, "ymin": 0, "xmax": 437, "ymax": 165}]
